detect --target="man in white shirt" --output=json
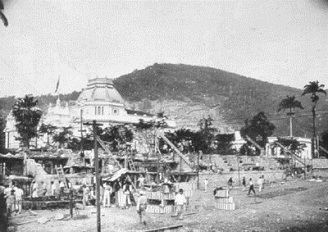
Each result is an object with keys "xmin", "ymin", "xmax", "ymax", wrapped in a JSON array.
[
  {"xmin": 102, "ymin": 182, "xmax": 112, "ymax": 207},
  {"xmin": 204, "ymin": 179, "xmax": 208, "ymax": 192},
  {"xmin": 31, "ymin": 180, "xmax": 38, "ymax": 198},
  {"xmin": 14, "ymin": 185, "xmax": 23, "ymax": 214},
  {"xmin": 50, "ymin": 181, "xmax": 56, "ymax": 196},
  {"xmin": 257, "ymin": 176, "xmax": 263, "ymax": 192},
  {"xmin": 137, "ymin": 175, "xmax": 145, "ymax": 189},
  {"xmin": 174, "ymin": 189, "xmax": 187, "ymax": 220},
  {"xmin": 59, "ymin": 181, "xmax": 65, "ymax": 198}
]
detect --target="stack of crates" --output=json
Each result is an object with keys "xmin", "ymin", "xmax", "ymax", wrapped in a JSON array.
[
  {"xmin": 215, "ymin": 190, "xmax": 236, "ymax": 210},
  {"xmin": 145, "ymin": 191, "xmax": 175, "ymax": 200},
  {"xmin": 146, "ymin": 204, "xmax": 174, "ymax": 214},
  {"xmin": 144, "ymin": 182, "xmax": 196, "ymax": 214}
]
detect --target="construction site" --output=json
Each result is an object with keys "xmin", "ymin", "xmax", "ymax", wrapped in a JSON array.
[
  {"xmin": 1, "ymin": 125, "xmax": 328, "ymax": 232},
  {"xmin": 1, "ymin": 78, "xmax": 328, "ymax": 232}
]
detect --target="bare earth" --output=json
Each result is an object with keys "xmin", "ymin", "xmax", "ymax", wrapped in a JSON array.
[{"xmin": 10, "ymin": 179, "xmax": 328, "ymax": 232}]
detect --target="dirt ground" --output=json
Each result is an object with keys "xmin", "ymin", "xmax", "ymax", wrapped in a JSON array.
[{"xmin": 9, "ymin": 178, "xmax": 328, "ymax": 232}]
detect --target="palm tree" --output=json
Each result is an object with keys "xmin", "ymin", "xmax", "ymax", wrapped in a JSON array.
[
  {"xmin": 0, "ymin": 0, "xmax": 8, "ymax": 26},
  {"xmin": 12, "ymin": 95, "xmax": 43, "ymax": 148},
  {"xmin": 278, "ymin": 95, "xmax": 304, "ymax": 137},
  {"xmin": 302, "ymin": 81, "xmax": 327, "ymax": 157}
]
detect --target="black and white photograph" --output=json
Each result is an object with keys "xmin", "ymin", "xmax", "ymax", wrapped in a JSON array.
[{"xmin": 0, "ymin": 0, "xmax": 328, "ymax": 231}]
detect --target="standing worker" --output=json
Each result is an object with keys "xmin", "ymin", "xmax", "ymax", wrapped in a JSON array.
[
  {"xmin": 14, "ymin": 185, "xmax": 23, "ymax": 214},
  {"xmin": 103, "ymin": 182, "xmax": 112, "ymax": 207},
  {"xmin": 247, "ymin": 178, "xmax": 256, "ymax": 196},
  {"xmin": 227, "ymin": 177, "xmax": 233, "ymax": 191},
  {"xmin": 136, "ymin": 190, "xmax": 147, "ymax": 224},
  {"xmin": 242, "ymin": 177, "xmax": 246, "ymax": 191},
  {"xmin": 204, "ymin": 179, "xmax": 208, "ymax": 192},
  {"xmin": 50, "ymin": 181, "xmax": 56, "ymax": 196},
  {"xmin": 257, "ymin": 176, "xmax": 263, "ymax": 192},
  {"xmin": 174, "ymin": 189, "xmax": 187, "ymax": 220},
  {"xmin": 59, "ymin": 181, "xmax": 65, "ymax": 198},
  {"xmin": 82, "ymin": 184, "xmax": 90, "ymax": 209},
  {"xmin": 31, "ymin": 180, "xmax": 38, "ymax": 198}
]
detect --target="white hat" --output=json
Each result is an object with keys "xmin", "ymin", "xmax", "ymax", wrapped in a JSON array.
[{"xmin": 139, "ymin": 190, "xmax": 145, "ymax": 195}]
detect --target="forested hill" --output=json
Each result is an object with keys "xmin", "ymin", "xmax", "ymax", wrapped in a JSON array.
[{"xmin": 1, "ymin": 63, "xmax": 327, "ymax": 137}]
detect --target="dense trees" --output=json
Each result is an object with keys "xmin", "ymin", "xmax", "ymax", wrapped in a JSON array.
[
  {"xmin": 98, "ymin": 125, "xmax": 134, "ymax": 151},
  {"xmin": 240, "ymin": 112, "xmax": 276, "ymax": 155},
  {"xmin": 12, "ymin": 95, "xmax": 43, "ymax": 148}
]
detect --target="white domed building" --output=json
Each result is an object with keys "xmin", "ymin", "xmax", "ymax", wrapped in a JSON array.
[{"xmin": 4, "ymin": 77, "xmax": 176, "ymax": 150}]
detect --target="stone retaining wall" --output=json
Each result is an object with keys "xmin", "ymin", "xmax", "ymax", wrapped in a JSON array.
[{"xmin": 198, "ymin": 170, "xmax": 285, "ymax": 190}]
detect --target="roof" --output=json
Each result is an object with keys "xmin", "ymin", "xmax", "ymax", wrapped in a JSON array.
[
  {"xmin": 0, "ymin": 151, "xmax": 70, "ymax": 159},
  {"xmin": 77, "ymin": 78, "xmax": 124, "ymax": 104},
  {"xmin": 126, "ymin": 109, "xmax": 154, "ymax": 117},
  {"xmin": 102, "ymin": 168, "xmax": 128, "ymax": 182}
]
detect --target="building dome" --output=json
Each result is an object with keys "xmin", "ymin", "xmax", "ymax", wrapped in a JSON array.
[{"xmin": 77, "ymin": 78, "xmax": 124, "ymax": 104}]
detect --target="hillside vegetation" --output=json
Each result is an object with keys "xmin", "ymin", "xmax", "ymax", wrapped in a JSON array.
[{"xmin": 1, "ymin": 63, "xmax": 327, "ymax": 137}]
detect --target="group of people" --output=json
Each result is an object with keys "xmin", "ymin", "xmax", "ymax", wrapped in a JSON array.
[
  {"xmin": 0, "ymin": 183, "xmax": 24, "ymax": 217},
  {"xmin": 206, "ymin": 175, "xmax": 266, "ymax": 196},
  {"xmin": 81, "ymin": 178, "xmax": 135, "ymax": 210},
  {"xmin": 30, "ymin": 180, "xmax": 66, "ymax": 198},
  {"xmin": 243, "ymin": 175, "xmax": 265, "ymax": 195}
]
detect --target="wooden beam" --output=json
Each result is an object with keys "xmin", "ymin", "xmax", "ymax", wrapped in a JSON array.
[{"xmin": 142, "ymin": 224, "xmax": 183, "ymax": 232}]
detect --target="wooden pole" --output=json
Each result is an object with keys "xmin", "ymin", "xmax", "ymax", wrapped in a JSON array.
[
  {"xmin": 237, "ymin": 157, "xmax": 241, "ymax": 186},
  {"xmin": 93, "ymin": 120, "xmax": 101, "ymax": 232},
  {"xmin": 85, "ymin": 120, "xmax": 102, "ymax": 232},
  {"xmin": 197, "ymin": 151, "xmax": 200, "ymax": 189}
]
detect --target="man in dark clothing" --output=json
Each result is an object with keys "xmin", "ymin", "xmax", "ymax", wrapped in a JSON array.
[{"xmin": 247, "ymin": 178, "xmax": 256, "ymax": 195}]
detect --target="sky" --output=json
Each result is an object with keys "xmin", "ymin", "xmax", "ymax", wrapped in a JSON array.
[{"xmin": 0, "ymin": 0, "xmax": 327, "ymax": 97}]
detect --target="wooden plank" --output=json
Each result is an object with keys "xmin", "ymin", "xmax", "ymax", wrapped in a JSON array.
[
  {"xmin": 158, "ymin": 133, "xmax": 192, "ymax": 168},
  {"xmin": 143, "ymin": 224, "xmax": 183, "ymax": 232}
]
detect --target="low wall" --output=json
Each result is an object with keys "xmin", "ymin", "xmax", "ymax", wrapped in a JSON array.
[
  {"xmin": 312, "ymin": 169, "xmax": 328, "ymax": 178},
  {"xmin": 198, "ymin": 170, "xmax": 285, "ymax": 190}
]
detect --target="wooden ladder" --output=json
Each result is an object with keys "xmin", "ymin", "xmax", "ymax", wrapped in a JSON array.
[
  {"xmin": 127, "ymin": 156, "xmax": 136, "ymax": 171},
  {"xmin": 97, "ymin": 137, "xmax": 122, "ymax": 169},
  {"xmin": 55, "ymin": 165, "xmax": 68, "ymax": 189}
]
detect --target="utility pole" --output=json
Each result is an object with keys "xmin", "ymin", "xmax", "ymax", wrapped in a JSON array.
[
  {"xmin": 79, "ymin": 109, "xmax": 86, "ymax": 164},
  {"xmin": 237, "ymin": 157, "xmax": 241, "ymax": 186},
  {"xmin": 197, "ymin": 151, "xmax": 200, "ymax": 189},
  {"xmin": 84, "ymin": 120, "xmax": 102, "ymax": 232}
]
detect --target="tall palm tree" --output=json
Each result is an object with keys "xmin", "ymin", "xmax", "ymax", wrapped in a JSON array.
[
  {"xmin": 278, "ymin": 95, "xmax": 304, "ymax": 137},
  {"xmin": 12, "ymin": 95, "xmax": 43, "ymax": 148},
  {"xmin": 0, "ymin": 0, "xmax": 8, "ymax": 26},
  {"xmin": 302, "ymin": 81, "xmax": 327, "ymax": 157}
]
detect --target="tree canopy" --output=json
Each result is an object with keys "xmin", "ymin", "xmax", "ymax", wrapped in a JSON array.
[
  {"xmin": 240, "ymin": 111, "xmax": 275, "ymax": 153},
  {"xmin": 302, "ymin": 81, "xmax": 326, "ymax": 104},
  {"xmin": 278, "ymin": 95, "xmax": 303, "ymax": 115},
  {"xmin": 12, "ymin": 95, "xmax": 43, "ymax": 148}
]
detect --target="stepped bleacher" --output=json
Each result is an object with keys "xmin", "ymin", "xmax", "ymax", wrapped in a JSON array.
[{"xmin": 202, "ymin": 155, "xmax": 282, "ymax": 172}]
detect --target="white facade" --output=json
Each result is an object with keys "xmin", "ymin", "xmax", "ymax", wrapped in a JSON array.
[{"xmin": 266, "ymin": 136, "xmax": 312, "ymax": 160}]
